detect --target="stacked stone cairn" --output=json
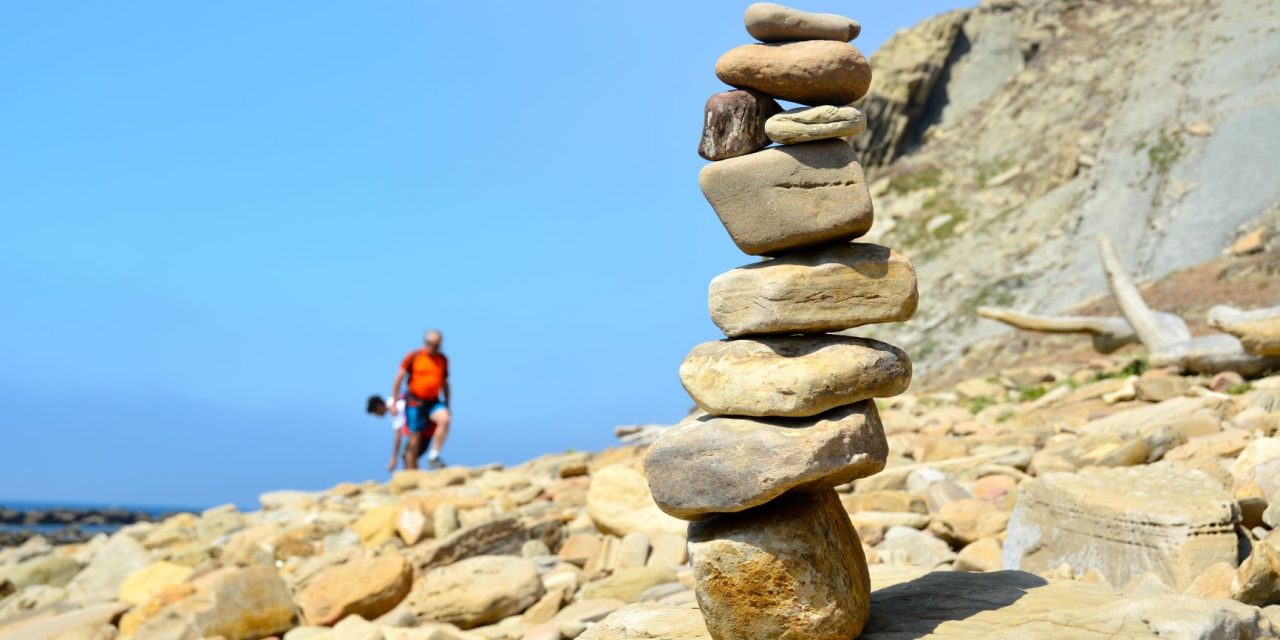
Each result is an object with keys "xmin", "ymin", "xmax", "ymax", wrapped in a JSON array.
[{"xmin": 643, "ymin": 4, "xmax": 918, "ymax": 639}]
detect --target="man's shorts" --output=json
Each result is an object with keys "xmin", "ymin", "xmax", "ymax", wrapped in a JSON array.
[{"xmin": 405, "ymin": 400, "xmax": 448, "ymax": 436}]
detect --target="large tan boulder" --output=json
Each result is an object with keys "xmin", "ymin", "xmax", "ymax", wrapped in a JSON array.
[
  {"xmin": 698, "ymin": 139, "xmax": 873, "ymax": 256},
  {"xmin": 577, "ymin": 603, "xmax": 710, "ymax": 640},
  {"xmin": 687, "ymin": 489, "xmax": 869, "ymax": 640},
  {"xmin": 715, "ymin": 41, "xmax": 871, "ymax": 105},
  {"xmin": 708, "ymin": 242, "xmax": 917, "ymax": 337},
  {"xmin": 406, "ymin": 556, "xmax": 543, "ymax": 629},
  {"xmin": 133, "ymin": 565, "xmax": 297, "ymax": 640},
  {"xmin": 645, "ymin": 402, "xmax": 886, "ymax": 519},
  {"xmin": 1004, "ymin": 466, "xmax": 1239, "ymax": 590},
  {"xmin": 585, "ymin": 465, "xmax": 686, "ymax": 537},
  {"xmin": 679, "ymin": 335, "xmax": 910, "ymax": 417},
  {"xmin": 298, "ymin": 554, "xmax": 413, "ymax": 626}
]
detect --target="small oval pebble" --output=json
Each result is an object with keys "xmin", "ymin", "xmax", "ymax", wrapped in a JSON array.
[{"xmin": 745, "ymin": 2, "xmax": 861, "ymax": 43}]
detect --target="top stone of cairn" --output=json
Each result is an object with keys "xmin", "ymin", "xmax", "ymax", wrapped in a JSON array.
[{"xmin": 744, "ymin": 3, "xmax": 861, "ymax": 43}]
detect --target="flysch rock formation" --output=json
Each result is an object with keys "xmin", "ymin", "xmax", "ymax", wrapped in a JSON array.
[{"xmin": 848, "ymin": 0, "xmax": 1280, "ymax": 376}]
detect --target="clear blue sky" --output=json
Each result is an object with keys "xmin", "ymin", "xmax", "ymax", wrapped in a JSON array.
[{"xmin": 0, "ymin": 1, "xmax": 968, "ymax": 509}]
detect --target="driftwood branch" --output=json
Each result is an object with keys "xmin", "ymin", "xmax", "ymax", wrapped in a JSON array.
[
  {"xmin": 975, "ymin": 307, "xmax": 1139, "ymax": 353},
  {"xmin": 1209, "ymin": 305, "xmax": 1280, "ymax": 356},
  {"xmin": 1098, "ymin": 235, "xmax": 1280, "ymax": 375}
]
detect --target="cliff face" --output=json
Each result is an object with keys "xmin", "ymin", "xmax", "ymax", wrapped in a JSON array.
[{"xmin": 853, "ymin": 0, "xmax": 1280, "ymax": 373}]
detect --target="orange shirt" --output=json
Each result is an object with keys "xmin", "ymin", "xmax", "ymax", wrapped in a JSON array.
[{"xmin": 401, "ymin": 349, "xmax": 448, "ymax": 400}]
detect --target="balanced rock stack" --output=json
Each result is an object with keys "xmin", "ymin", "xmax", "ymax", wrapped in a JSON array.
[{"xmin": 644, "ymin": 4, "xmax": 917, "ymax": 640}]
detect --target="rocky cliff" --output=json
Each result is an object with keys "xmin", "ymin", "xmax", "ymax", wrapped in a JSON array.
[{"xmin": 853, "ymin": 0, "xmax": 1280, "ymax": 375}]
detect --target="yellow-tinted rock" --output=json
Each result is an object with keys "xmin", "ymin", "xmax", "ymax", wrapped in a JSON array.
[
  {"xmin": 688, "ymin": 489, "xmax": 869, "ymax": 640},
  {"xmin": 298, "ymin": 554, "xmax": 413, "ymax": 626},
  {"xmin": 118, "ymin": 561, "xmax": 193, "ymax": 606},
  {"xmin": 353, "ymin": 505, "xmax": 400, "ymax": 548}
]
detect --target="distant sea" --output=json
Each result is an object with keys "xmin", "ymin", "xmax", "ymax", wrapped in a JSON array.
[{"xmin": 0, "ymin": 499, "xmax": 206, "ymax": 536}]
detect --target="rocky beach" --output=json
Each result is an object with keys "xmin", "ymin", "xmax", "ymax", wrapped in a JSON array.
[{"xmin": 6, "ymin": 357, "xmax": 1280, "ymax": 639}]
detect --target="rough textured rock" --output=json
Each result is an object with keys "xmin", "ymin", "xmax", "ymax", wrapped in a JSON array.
[
  {"xmin": 133, "ymin": 565, "xmax": 297, "ymax": 640},
  {"xmin": 708, "ymin": 242, "xmax": 918, "ymax": 337},
  {"xmin": 687, "ymin": 489, "xmax": 870, "ymax": 640},
  {"xmin": 407, "ymin": 556, "xmax": 543, "ymax": 630},
  {"xmin": 860, "ymin": 566, "xmax": 1278, "ymax": 639},
  {"xmin": 766, "ymin": 105, "xmax": 866, "ymax": 145},
  {"xmin": 744, "ymin": 3, "xmax": 861, "ymax": 43},
  {"xmin": 1211, "ymin": 305, "xmax": 1280, "ymax": 356},
  {"xmin": 646, "ymin": 401, "xmax": 887, "ymax": 519},
  {"xmin": 407, "ymin": 514, "xmax": 561, "ymax": 571},
  {"xmin": 577, "ymin": 603, "xmax": 710, "ymax": 640},
  {"xmin": 679, "ymin": 335, "xmax": 910, "ymax": 417},
  {"xmin": 698, "ymin": 90, "xmax": 781, "ymax": 161},
  {"xmin": 299, "ymin": 554, "xmax": 413, "ymax": 626},
  {"xmin": 585, "ymin": 465, "xmax": 686, "ymax": 537},
  {"xmin": 716, "ymin": 41, "xmax": 871, "ymax": 106},
  {"xmin": 1004, "ymin": 466, "xmax": 1239, "ymax": 589},
  {"xmin": 698, "ymin": 139, "xmax": 873, "ymax": 256}
]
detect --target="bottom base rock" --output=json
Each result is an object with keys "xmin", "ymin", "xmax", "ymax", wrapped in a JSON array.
[{"xmin": 687, "ymin": 488, "xmax": 869, "ymax": 640}]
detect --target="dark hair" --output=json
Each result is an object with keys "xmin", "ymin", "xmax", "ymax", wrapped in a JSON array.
[{"xmin": 366, "ymin": 395, "xmax": 386, "ymax": 414}]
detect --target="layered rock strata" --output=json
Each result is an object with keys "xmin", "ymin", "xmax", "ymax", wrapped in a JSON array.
[{"xmin": 644, "ymin": 4, "xmax": 916, "ymax": 638}]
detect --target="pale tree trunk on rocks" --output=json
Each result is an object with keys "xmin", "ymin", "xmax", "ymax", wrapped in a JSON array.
[
  {"xmin": 977, "ymin": 237, "xmax": 1280, "ymax": 376},
  {"xmin": 1097, "ymin": 235, "xmax": 1280, "ymax": 376},
  {"xmin": 975, "ymin": 306, "xmax": 1142, "ymax": 354}
]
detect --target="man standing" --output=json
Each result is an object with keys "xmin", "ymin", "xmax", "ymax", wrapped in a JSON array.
[{"xmin": 390, "ymin": 329, "xmax": 452, "ymax": 470}]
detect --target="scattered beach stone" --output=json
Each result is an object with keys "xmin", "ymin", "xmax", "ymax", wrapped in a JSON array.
[
  {"xmin": 679, "ymin": 335, "xmax": 910, "ymax": 417},
  {"xmin": 299, "ymin": 554, "xmax": 413, "ymax": 626},
  {"xmin": 0, "ymin": 553, "xmax": 79, "ymax": 589},
  {"xmin": 406, "ymin": 555, "xmax": 543, "ymax": 629},
  {"xmin": 716, "ymin": 41, "xmax": 871, "ymax": 106},
  {"xmin": 698, "ymin": 138, "xmax": 873, "ymax": 255},
  {"xmin": 585, "ymin": 465, "xmax": 686, "ymax": 537},
  {"xmin": 953, "ymin": 538, "xmax": 1003, "ymax": 572},
  {"xmin": 766, "ymin": 105, "xmax": 866, "ymax": 144},
  {"xmin": 698, "ymin": 90, "xmax": 781, "ymax": 161},
  {"xmin": 688, "ymin": 489, "xmax": 870, "ymax": 640},
  {"xmin": 708, "ymin": 242, "xmax": 918, "ymax": 337},
  {"xmin": 577, "ymin": 603, "xmax": 710, "ymax": 640},
  {"xmin": 581, "ymin": 567, "xmax": 677, "ymax": 603},
  {"xmin": 874, "ymin": 527, "xmax": 956, "ymax": 568},
  {"xmin": 133, "ymin": 565, "xmax": 297, "ymax": 640},
  {"xmin": 744, "ymin": 3, "xmax": 861, "ymax": 43},
  {"xmin": 1003, "ymin": 466, "xmax": 1238, "ymax": 590},
  {"xmin": 646, "ymin": 401, "xmax": 886, "ymax": 519}
]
